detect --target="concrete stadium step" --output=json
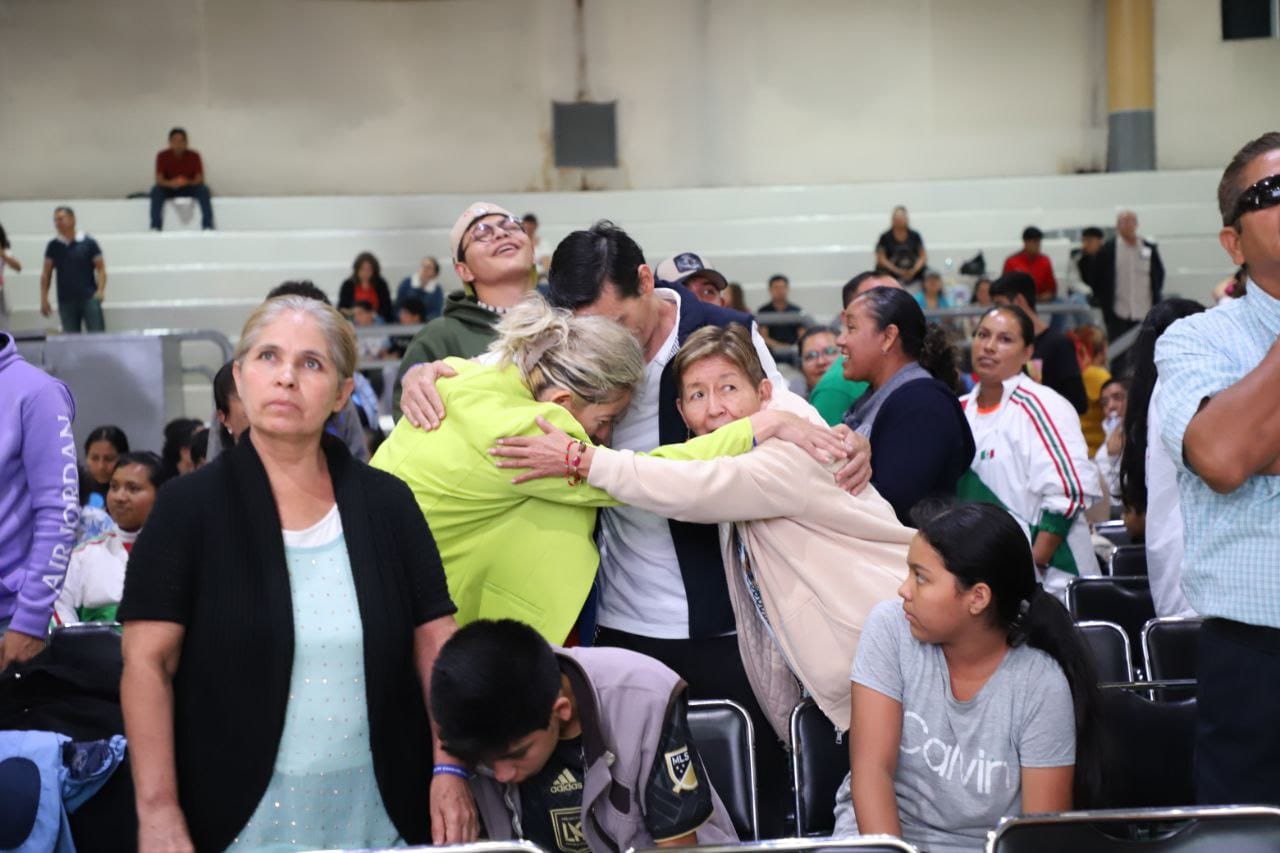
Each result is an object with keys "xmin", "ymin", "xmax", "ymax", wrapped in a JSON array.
[
  {"xmin": 2, "ymin": 238, "xmax": 1230, "ymax": 319},
  {"xmin": 1, "ymin": 204, "xmax": 1221, "ymax": 273},
  {"xmin": 0, "ymin": 170, "xmax": 1220, "ymax": 236},
  {"xmin": 5, "ymin": 270, "xmax": 1225, "ymax": 350}
]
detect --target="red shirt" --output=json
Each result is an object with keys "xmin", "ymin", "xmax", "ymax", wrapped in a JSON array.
[
  {"xmin": 1002, "ymin": 251, "xmax": 1058, "ymax": 301},
  {"xmin": 354, "ymin": 282, "xmax": 380, "ymax": 312},
  {"xmin": 156, "ymin": 149, "xmax": 204, "ymax": 182}
]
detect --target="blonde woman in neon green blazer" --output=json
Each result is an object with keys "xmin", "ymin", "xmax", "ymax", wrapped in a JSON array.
[{"xmin": 372, "ymin": 295, "xmax": 825, "ymax": 644}]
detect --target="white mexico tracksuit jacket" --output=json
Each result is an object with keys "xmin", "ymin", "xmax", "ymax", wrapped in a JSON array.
[
  {"xmin": 52, "ymin": 528, "xmax": 135, "ymax": 626},
  {"xmin": 958, "ymin": 374, "xmax": 1102, "ymax": 596}
]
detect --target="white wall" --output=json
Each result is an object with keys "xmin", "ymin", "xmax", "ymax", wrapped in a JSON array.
[
  {"xmin": 1154, "ymin": 0, "xmax": 1280, "ymax": 172},
  {"xmin": 0, "ymin": 0, "xmax": 1271, "ymax": 200}
]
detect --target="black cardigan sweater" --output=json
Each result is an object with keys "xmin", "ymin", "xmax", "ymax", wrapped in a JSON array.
[
  {"xmin": 118, "ymin": 433, "xmax": 455, "ymax": 850},
  {"xmin": 861, "ymin": 377, "xmax": 977, "ymax": 526}
]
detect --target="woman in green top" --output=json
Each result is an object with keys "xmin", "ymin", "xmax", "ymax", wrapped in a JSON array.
[{"xmin": 372, "ymin": 295, "xmax": 832, "ymax": 644}]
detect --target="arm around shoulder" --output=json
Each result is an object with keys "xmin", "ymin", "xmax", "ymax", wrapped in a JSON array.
[{"xmin": 589, "ymin": 438, "xmax": 808, "ymax": 524}]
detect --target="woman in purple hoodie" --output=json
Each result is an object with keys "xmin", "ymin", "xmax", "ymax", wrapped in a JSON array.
[{"xmin": 0, "ymin": 331, "xmax": 79, "ymax": 669}]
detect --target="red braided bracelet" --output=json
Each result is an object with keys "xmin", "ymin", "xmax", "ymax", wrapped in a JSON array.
[{"xmin": 566, "ymin": 439, "xmax": 587, "ymax": 486}]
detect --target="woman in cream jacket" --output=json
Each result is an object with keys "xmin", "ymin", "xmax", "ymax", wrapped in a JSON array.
[{"xmin": 494, "ymin": 323, "xmax": 914, "ymax": 739}]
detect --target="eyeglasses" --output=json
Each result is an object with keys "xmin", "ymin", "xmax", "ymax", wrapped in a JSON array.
[
  {"xmin": 1231, "ymin": 174, "xmax": 1280, "ymax": 225},
  {"xmin": 458, "ymin": 215, "xmax": 523, "ymax": 260},
  {"xmin": 802, "ymin": 345, "xmax": 840, "ymax": 363}
]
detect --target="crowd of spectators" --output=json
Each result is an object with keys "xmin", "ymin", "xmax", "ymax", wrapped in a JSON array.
[{"xmin": 0, "ymin": 131, "xmax": 1277, "ymax": 853}]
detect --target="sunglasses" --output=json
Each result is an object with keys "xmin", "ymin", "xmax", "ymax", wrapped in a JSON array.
[
  {"xmin": 1231, "ymin": 174, "xmax": 1280, "ymax": 225},
  {"xmin": 802, "ymin": 345, "xmax": 840, "ymax": 363},
  {"xmin": 457, "ymin": 215, "xmax": 523, "ymax": 261}
]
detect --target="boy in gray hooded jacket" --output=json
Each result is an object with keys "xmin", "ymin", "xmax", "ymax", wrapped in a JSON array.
[{"xmin": 431, "ymin": 619, "xmax": 738, "ymax": 852}]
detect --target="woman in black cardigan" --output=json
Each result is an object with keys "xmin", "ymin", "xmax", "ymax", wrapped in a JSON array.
[
  {"xmin": 119, "ymin": 295, "xmax": 472, "ymax": 851},
  {"xmin": 836, "ymin": 286, "xmax": 975, "ymax": 525}
]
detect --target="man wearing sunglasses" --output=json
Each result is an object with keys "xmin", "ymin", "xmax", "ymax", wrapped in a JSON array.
[
  {"xmin": 393, "ymin": 202, "xmax": 534, "ymax": 421},
  {"xmin": 1154, "ymin": 131, "xmax": 1280, "ymax": 807}
]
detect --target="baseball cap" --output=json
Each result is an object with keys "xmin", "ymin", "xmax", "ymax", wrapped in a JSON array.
[
  {"xmin": 450, "ymin": 202, "xmax": 517, "ymax": 263},
  {"xmin": 655, "ymin": 252, "xmax": 728, "ymax": 291},
  {"xmin": 1022, "ymin": 226, "xmax": 1044, "ymax": 241}
]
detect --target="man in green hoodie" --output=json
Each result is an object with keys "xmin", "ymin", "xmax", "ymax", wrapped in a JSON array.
[{"xmin": 393, "ymin": 201, "xmax": 534, "ymax": 420}]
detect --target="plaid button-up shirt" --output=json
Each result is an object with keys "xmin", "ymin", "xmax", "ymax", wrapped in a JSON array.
[{"xmin": 1157, "ymin": 281, "xmax": 1280, "ymax": 628}]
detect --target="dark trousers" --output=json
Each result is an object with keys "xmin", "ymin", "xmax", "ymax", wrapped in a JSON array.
[
  {"xmin": 150, "ymin": 184, "xmax": 214, "ymax": 229},
  {"xmin": 1195, "ymin": 618, "xmax": 1280, "ymax": 805},
  {"xmin": 594, "ymin": 626, "xmax": 791, "ymax": 838},
  {"xmin": 57, "ymin": 295, "xmax": 105, "ymax": 333}
]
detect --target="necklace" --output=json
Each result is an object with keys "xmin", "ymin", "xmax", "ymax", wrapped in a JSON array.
[{"xmin": 476, "ymin": 298, "xmax": 510, "ymax": 315}]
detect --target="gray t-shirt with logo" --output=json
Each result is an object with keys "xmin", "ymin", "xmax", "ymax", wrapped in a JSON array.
[{"xmin": 833, "ymin": 600, "xmax": 1075, "ymax": 853}]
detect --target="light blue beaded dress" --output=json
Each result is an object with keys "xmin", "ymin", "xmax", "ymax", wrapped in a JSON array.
[{"xmin": 227, "ymin": 506, "xmax": 401, "ymax": 851}]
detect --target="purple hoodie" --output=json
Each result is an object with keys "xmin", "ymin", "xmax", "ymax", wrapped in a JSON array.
[{"xmin": 0, "ymin": 332, "xmax": 79, "ymax": 637}]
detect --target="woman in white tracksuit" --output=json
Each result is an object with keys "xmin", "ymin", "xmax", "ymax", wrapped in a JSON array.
[
  {"xmin": 54, "ymin": 451, "xmax": 166, "ymax": 625},
  {"xmin": 957, "ymin": 306, "xmax": 1101, "ymax": 597}
]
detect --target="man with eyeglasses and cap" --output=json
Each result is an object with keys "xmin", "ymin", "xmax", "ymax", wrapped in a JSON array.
[
  {"xmin": 1154, "ymin": 131, "xmax": 1280, "ymax": 806},
  {"xmin": 393, "ymin": 202, "xmax": 534, "ymax": 421},
  {"xmin": 656, "ymin": 251, "xmax": 729, "ymax": 306}
]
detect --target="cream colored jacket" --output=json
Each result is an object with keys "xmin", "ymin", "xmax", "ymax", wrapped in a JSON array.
[{"xmin": 588, "ymin": 394, "xmax": 913, "ymax": 740}]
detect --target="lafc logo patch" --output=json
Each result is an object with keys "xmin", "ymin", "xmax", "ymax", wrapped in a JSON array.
[
  {"xmin": 550, "ymin": 806, "xmax": 589, "ymax": 852},
  {"xmin": 664, "ymin": 746, "xmax": 699, "ymax": 793}
]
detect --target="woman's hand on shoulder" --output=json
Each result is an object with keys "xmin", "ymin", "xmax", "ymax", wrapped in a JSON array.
[
  {"xmin": 400, "ymin": 360, "xmax": 458, "ymax": 430},
  {"xmin": 832, "ymin": 424, "xmax": 873, "ymax": 496},
  {"xmin": 491, "ymin": 416, "xmax": 586, "ymax": 485}
]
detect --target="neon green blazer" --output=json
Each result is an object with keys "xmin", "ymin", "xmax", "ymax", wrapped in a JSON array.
[{"xmin": 370, "ymin": 358, "xmax": 754, "ymax": 643}]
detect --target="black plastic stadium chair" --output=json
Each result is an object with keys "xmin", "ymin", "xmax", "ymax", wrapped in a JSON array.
[
  {"xmin": 790, "ymin": 699, "xmax": 849, "ymax": 837},
  {"xmin": 352, "ymin": 844, "xmax": 550, "ymax": 853},
  {"xmin": 1075, "ymin": 620, "xmax": 1134, "ymax": 683},
  {"xmin": 1098, "ymin": 682, "xmax": 1197, "ymax": 808},
  {"xmin": 629, "ymin": 837, "xmax": 920, "ymax": 853},
  {"xmin": 1067, "ymin": 576, "xmax": 1156, "ymax": 672},
  {"xmin": 689, "ymin": 699, "xmax": 759, "ymax": 841},
  {"xmin": 989, "ymin": 805, "xmax": 1280, "ymax": 853},
  {"xmin": 1142, "ymin": 617, "xmax": 1203, "ymax": 683},
  {"xmin": 1093, "ymin": 520, "xmax": 1132, "ymax": 548},
  {"xmin": 1108, "ymin": 544, "xmax": 1148, "ymax": 576}
]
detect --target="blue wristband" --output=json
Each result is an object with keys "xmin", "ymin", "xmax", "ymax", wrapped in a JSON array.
[{"xmin": 433, "ymin": 763, "xmax": 471, "ymax": 780}]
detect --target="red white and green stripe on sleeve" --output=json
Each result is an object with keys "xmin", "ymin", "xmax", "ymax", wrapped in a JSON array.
[{"xmin": 1008, "ymin": 386, "xmax": 1087, "ymax": 518}]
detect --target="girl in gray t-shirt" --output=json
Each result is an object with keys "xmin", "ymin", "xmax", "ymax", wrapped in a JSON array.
[{"xmin": 833, "ymin": 502, "xmax": 1102, "ymax": 853}]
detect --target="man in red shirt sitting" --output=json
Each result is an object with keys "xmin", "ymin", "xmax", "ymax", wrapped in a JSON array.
[
  {"xmin": 149, "ymin": 127, "xmax": 214, "ymax": 231},
  {"xmin": 1002, "ymin": 225, "xmax": 1056, "ymax": 303}
]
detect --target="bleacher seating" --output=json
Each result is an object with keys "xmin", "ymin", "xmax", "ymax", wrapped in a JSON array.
[{"xmin": 0, "ymin": 169, "xmax": 1229, "ymax": 417}]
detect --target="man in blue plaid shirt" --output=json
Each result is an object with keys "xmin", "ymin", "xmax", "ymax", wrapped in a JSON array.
[{"xmin": 1156, "ymin": 130, "xmax": 1280, "ymax": 806}]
